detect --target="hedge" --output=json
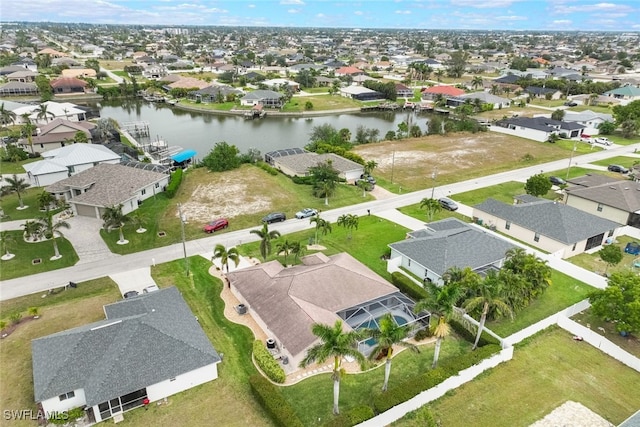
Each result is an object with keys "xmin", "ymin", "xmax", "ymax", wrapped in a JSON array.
[
  {"xmin": 449, "ymin": 319, "xmax": 500, "ymax": 348},
  {"xmin": 256, "ymin": 161, "xmax": 279, "ymax": 176},
  {"xmin": 323, "ymin": 405, "xmax": 375, "ymax": 427},
  {"xmin": 249, "ymin": 375, "xmax": 304, "ymax": 427},
  {"xmin": 165, "ymin": 168, "xmax": 183, "ymax": 199},
  {"xmin": 253, "ymin": 340, "xmax": 286, "ymax": 383},
  {"xmin": 391, "ymin": 272, "xmax": 428, "ymax": 301},
  {"xmin": 372, "ymin": 344, "xmax": 501, "ymax": 413}
]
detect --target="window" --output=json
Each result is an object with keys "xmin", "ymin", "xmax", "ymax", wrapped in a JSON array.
[
  {"xmin": 597, "ymin": 203, "xmax": 603, "ymax": 212},
  {"xmin": 608, "ymin": 229, "xmax": 614, "ymax": 237},
  {"xmin": 572, "ymin": 243, "xmax": 577, "ymax": 251},
  {"xmin": 505, "ymin": 221, "xmax": 511, "ymax": 230},
  {"xmin": 155, "ymin": 183, "xmax": 160, "ymax": 188},
  {"xmin": 534, "ymin": 233, "xmax": 540, "ymax": 242},
  {"xmin": 141, "ymin": 189, "xmax": 146, "ymax": 195},
  {"xmin": 59, "ymin": 391, "xmax": 75, "ymax": 401},
  {"xmin": 170, "ymin": 377, "xmax": 176, "ymax": 382},
  {"xmin": 407, "ymin": 259, "xmax": 411, "ymax": 267}
]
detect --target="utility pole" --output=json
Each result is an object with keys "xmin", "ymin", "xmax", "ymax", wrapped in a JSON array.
[
  {"xmin": 390, "ymin": 150, "xmax": 396, "ymax": 184},
  {"xmin": 431, "ymin": 166, "xmax": 438, "ymax": 199},
  {"xmin": 566, "ymin": 140, "xmax": 577, "ymax": 179},
  {"xmin": 177, "ymin": 203, "xmax": 189, "ymax": 277}
]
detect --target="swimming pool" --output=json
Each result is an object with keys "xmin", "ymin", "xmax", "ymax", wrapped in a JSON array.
[{"xmin": 358, "ymin": 314, "xmax": 410, "ymax": 347}]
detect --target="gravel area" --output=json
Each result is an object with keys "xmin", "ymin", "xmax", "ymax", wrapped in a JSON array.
[{"xmin": 530, "ymin": 401, "xmax": 613, "ymax": 427}]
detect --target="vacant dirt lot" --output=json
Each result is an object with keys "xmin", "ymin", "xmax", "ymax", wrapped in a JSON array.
[{"xmin": 354, "ymin": 132, "xmax": 572, "ymax": 191}]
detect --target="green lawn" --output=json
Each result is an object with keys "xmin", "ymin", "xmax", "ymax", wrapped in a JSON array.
[
  {"xmin": 0, "ymin": 158, "xmax": 39, "ymax": 175},
  {"xmin": 0, "ymin": 188, "xmax": 62, "ymax": 222},
  {"xmin": 572, "ymin": 308, "xmax": 640, "ymax": 358},
  {"xmin": 281, "ymin": 337, "xmax": 471, "ymax": 426},
  {"xmin": 281, "ymin": 95, "xmax": 361, "ymax": 112},
  {"xmin": 397, "ymin": 203, "xmax": 471, "ymax": 223},
  {"xmin": 571, "ymin": 104, "xmax": 613, "ymax": 114},
  {"xmin": 452, "ymin": 181, "xmax": 557, "ymax": 207},
  {"xmin": 528, "ymin": 98, "xmax": 567, "ymax": 108},
  {"xmin": 605, "ymin": 133, "xmax": 640, "ymax": 146},
  {"xmin": 394, "ymin": 327, "xmax": 640, "ymax": 427},
  {"xmin": 487, "ymin": 270, "xmax": 593, "ymax": 337},
  {"xmin": 568, "ymin": 235, "xmax": 639, "ymax": 276},
  {"xmin": 591, "ymin": 156, "xmax": 638, "ymax": 168},
  {"xmin": 0, "ymin": 230, "xmax": 79, "ymax": 281}
]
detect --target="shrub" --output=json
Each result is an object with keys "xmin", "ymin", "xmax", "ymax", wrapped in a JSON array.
[
  {"xmin": 449, "ymin": 319, "xmax": 499, "ymax": 347},
  {"xmin": 257, "ymin": 161, "xmax": 279, "ymax": 176},
  {"xmin": 9, "ymin": 312, "xmax": 21, "ymax": 325},
  {"xmin": 391, "ymin": 272, "xmax": 428, "ymax": 301},
  {"xmin": 249, "ymin": 375, "xmax": 304, "ymax": 427},
  {"xmin": 414, "ymin": 327, "xmax": 432, "ymax": 341},
  {"xmin": 0, "ymin": 320, "xmax": 6, "ymax": 330},
  {"xmin": 253, "ymin": 340, "xmax": 286, "ymax": 383},
  {"xmin": 165, "ymin": 168, "xmax": 183, "ymax": 198},
  {"xmin": 323, "ymin": 405, "xmax": 375, "ymax": 427},
  {"xmin": 28, "ymin": 307, "xmax": 39, "ymax": 316},
  {"xmin": 291, "ymin": 175, "xmax": 315, "ymax": 185}
]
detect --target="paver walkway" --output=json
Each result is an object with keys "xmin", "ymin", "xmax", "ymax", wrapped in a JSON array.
[{"xmin": 60, "ymin": 215, "xmax": 120, "ymax": 264}]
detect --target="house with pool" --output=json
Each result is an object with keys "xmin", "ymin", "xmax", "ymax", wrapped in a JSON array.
[{"xmin": 226, "ymin": 252, "xmax": 430, "ymax": 368}]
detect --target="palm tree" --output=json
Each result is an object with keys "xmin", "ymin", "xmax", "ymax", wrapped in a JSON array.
[
  {"xmin": 129, "ymin": 212, "xmax": 148, "ymax": 233},
  {"xmin": 364, "ymin": 160, "xmax": 378, "ymax": 176},
  {"xmin": 39, "ymin": 212, "xmax": 70, "ymax": 259},
  {"xmin": 5, "ymin": 174, "xmax": 30, "ymax": 209},
  {"xmin": 101, "ymin": 204, "xmax": 129, "ymax": 244},
  {"xmin": 212, "ymin": 244, "xmax": 240, "ymax": 273},
  {"xmin": 414, "ymin": 281, "xmax": 462, "ymax": 368},
  {"xmin": 20, "ymin": 114, "xmax": 37, "ymax": 153},
  {"xmin": 471, "ymin": 76, "xmax": 483, "ymax": 90},
  {"xmin": 249, "ymin": 223, "xmax": 281, "ymax": 261},
  {"xmin": 0, "ymin": 102, "xmax": 16, "ymax": 127},
  {"xmin": 365, "ymin": 313, "xmax": 419, "ymax": 391},
  {"xmin": 322, "ymin": 179, "xmax": 336, "ymax": 206},
  {"xmin": 22, "ymin": 220, "xmax": 44, "ymax": 242},
  {"xmin": 419, "ymin": 197, "xmax": 441, "ymax": 221},
  {"xmin": 337, "ymin": 214, "xmax": 358, "ymax": 240},
  {"xmin": 37, "ymin": 191, "xmax": 55, "ymax": 212},
  {"xmin": 356, "ymin": 179, "xmax": 369, "ymax": 197},
  {"xmin": 300, "ymin": 320, "xmax": 365, "ymax": 415},
  {"xmin": 290, "ymin": 240, "xmax": 306, "ymax": 263},
  {"xmin": 0, "ymin": 231, "xmax": 16, "ymax": 259},
  {"xmin": 463, "ymin": 271, "xmax": 513, "ymax": 350},
  {"xmin": 34, "ymin": 103, "xmax": 54, "ymax": 123},
  {"xmin": 310, "ymin": 215, "xmax": 332, "ymax": 245}
]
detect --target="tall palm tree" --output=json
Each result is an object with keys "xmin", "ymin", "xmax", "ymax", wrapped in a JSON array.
[
  {"xmin": 337, "ymin": 214, "xmax": 358, "ymax": 240},
  {"xmin": 290, "ymin": 240, "xmax": 305, "ymax": 263},
  {"xmin": 414, "ymin": 281, "xmax": 462, "ymax": 368},
  {"xmin": 364, "ymin": 160, "xmax": 378, "ymax": 176},
  {"xmin": 300, "ymin": 320, "xmax": 365, "ymax": 415},
  {"xmin": 5, "ymin": 174, "xmax": 30, "ymax": 209},
  {"xmin": 365, "ymin": 313, "xmax": 419, "ymax": 391},
  {"xmin": 471, "ymin": 76, "xmax": 483, "ymax": 90},
  {"xmin": 463, "ymin": 270, "xmax": 513, "ymax": 350},
  {"xmin": 249, "ymin": 223, "xmax": 281, "ymax": 261},
  {"xmin": 275, "ymin": 239, "xmax": 293, "ymax": 265},
  {"xmin": 37, "ymin": 191, "xmax": 55, "ymax": 212},
  {"xmin": 0, "ymin": 231, "xmax": 16, "ymax": 259},
  {"xmin": 20, "ymin": 115, "xmax": 37, "ymax": 153},
  {"xmin": 34, "ymin": 103, "xmax": 54, "ymax": 123},
  {"xmin": 310, "ymin": 215, "xmax": 332, "ymax": 245},
  {"xmin": 212, "ymin": 244, "xmax": 240, "ymax": 273},
  {"xmin": 419, "ymin": 197, "xmax": 441, "ymax": 221},
  {"xmin": 39, "ymin": 212, "xmax": 70, "ymax": 259},
  {"xmin": 0, "ymin": 102, "xmax": 16, "ymax": 127},
  {"xmin": 101, "ymin": 204, "xmax": 129, "ymax": 244},
  {"xmin": 322, "ymin": 179, "xmax": 336, "ymax": 206}
]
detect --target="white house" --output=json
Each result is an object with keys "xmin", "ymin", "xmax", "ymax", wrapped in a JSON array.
[
  {"xmin": 13, "ymin": 101, "xmax": 90, "ymax": 125},
  {"xmin": 534, "ymin": 110, "xmax": 614, "ymax": 135},
  {"xmin": 32, "ymin": 287, "xmax": 221, "ymax": 424},
  {"xmin": 45, "ymin": 163, "xmax": 170, "ymax": 218},
  {"xmin": 23, "ymin": 144, "xmax": 120, "ymax": 187},
  {"xmin": 491, "ymin": 117, "xmax": 585, "ymax": 142}
]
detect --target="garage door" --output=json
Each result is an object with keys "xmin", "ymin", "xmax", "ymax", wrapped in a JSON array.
[{"xmin": 75, "ymin": 204, "xmax": 96, "ymax": 217}]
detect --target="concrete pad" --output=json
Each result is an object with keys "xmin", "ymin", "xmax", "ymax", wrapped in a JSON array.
[
  {"xmin": 110, "ymin": 267, "xmax": 157, "ymax": 296},
  {"xmin": 375, "ymin": 209, "xmax": 425, "ymax": 231},
  {"xmin": 204, "ymin": 253, "xmax": 257, "ymax": 273}
]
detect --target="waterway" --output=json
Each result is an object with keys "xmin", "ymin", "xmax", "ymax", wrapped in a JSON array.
[{"xmin": 94, "ymin": 100, "xmax": 430, "ymax": 159}]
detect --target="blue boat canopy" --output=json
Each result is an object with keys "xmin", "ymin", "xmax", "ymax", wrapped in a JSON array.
[{"xmin": 171, "ymin": 150, "xmax": 197, "ymax": 163}]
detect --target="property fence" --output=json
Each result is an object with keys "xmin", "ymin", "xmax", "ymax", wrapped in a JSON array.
[{"xmin": 356, "ymin": 346, "xmax": 514, "ymax": 427}]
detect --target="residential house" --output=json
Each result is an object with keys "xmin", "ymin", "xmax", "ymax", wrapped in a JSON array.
[
  {"xmin": 32, "ymin": 287, "xmax": 221, "ymax": 423},
  {"xmin": 388, "ymin": 218, "xmax": 515, "ymax": 285},
  {"xmin": 473, "ymin": 196, "xmax": 622, "ymax": 258},
  {"xmin": 23, "ymin": 144, "xmax": 120, "ymax": 187},
  {"xmin": 395, "ymin": 83, "xmax": 414, "ymax": 98},
  {"xmin": 50, "ymin": 77, "xmax": 88, "ymax": 95},
  {"xmin": 525, "ymin": 86, "xmax": 563, "ymax": 100},
  {"xmin": 0, "ymin": 65, "xmax": 30, "ymax": 76},
  {"xmin": 491, "ymin": 116, "xmax": 585, "ymax": 142},
  {"xmin": 13, "ymin": 101, "xmax": 90, "ymax": 125},
  {"xmin": 46, "ymin": 163, "xmax": 169, "ymax": 218},
  {"xmin": 23, "ymin": 118, "xmax": 96, "ymax": 153},
  {"xmin": 564, "ymin": 174, "xmax": 640, "ymax": 228},
  {"xmin": 339, "ymin": 85, "xmax": 382, "ymax": 101},
  {"xmin": 188, "ymin": 85, "xmax": 243, "ymax": 103},
  {"xmin": 335, "ymin": 66, "xmax": 364, "ymax": 77},
  {"xmin": 240, "ymin": 90, "xmax": 284, "ymax": 108},
  {"xmin": 557, "ymin": 110, "xmax": 614, "ymax": 135},
  {"xmin": 448, "ymin": 92, "xmax": 511, "ymax": 109},
  {"xmin": 421, "ymin": 85, "xmax": 465, "ymax": 101},
  {"xmin": 142, "ymin": 65, "xmax": 168, "ymax": 80},
  {"xmin": 227, "ymin": 252, "xmax": 429, "ymax": 366},
  {"xmin": 263, "ymin": 79, "xmax": 300, "ymax": 92},
  {"xmin": 37, "ymin": 47, "xmax": 68, "ymax": 58},
  {"xmin": 6, "ymin": 70, "xmax": 38, "ymax": 83},
  {"xmin": 603, "ymin": 86, "xmax": 640, "ymax": 105},
  {"xmin": 271, "ymin": 151, "xmax": 364, "ymax": 182},
  {"xmin": 0, "ymin": 81, "xmax": 38, "ymax": 96}
]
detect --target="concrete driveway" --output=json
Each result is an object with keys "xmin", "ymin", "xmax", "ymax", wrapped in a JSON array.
[
  {"xmin": 110, "ymin": 267, "xmax": 158, "ymax": 296},
  {"xmin": 60, "ymin": 215, "xmax": 120, "ymax": 265}
]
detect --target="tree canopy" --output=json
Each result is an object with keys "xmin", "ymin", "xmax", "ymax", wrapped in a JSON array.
[
  {"xmin": 589, "ymin": 271, "xmax": 640, "ymax": 334},
  {"xmin": 524, "ymin": 173, "xmax": 552, "ymax": 197},
  {"xmin": 202, "ymin": 141, "xmax": 241, "ymax": 172}
]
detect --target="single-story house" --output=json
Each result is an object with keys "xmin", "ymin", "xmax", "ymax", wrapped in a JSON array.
[
  {"xmin": 240, "ymin": 90, "xmax": 284, "ymax": 108},
  {"xmin": 525, "ymin": 86, "xmax": 563, "ymax": 100},
  {"xmin": 339, "ymin": 85, "xmax": 383, "ymax": 101},
  {"xmin": 46, "ymin": 163, "xmax": 170, "ymax": 218},
  {"xmin": 6, "ymin": 70, "xmax": 38, "ymax": 83},
  {"xmin": 61, "ymin": 68, "xmax": 97, "ymax": 79},
  {"xmin": 188, "ymin": 85, "xmax": 243, "ymax": 103},
  {"xmin": 0, "ymin": 65, "xmax": 31, "ymax": 76},
  {"xmin": 572, "ymin": 93, "xmax": 622, "ymax": 107},
  {"xmin": 23, "ymin": 143, "xmax": 120, "ymax": 187},
  {"xmin": 32, "ymin": 287, "xmax": 221, "ymax": 424},
  {"xmin": 271, "ymin": 152, "xmax": 364, "ymax": 182},
  {"xmin": 447, "ymin": 92, "xmax": 511, "ymax": 109},
  {"xmin": 491, "ymin": 116, "xmax": 585, "ymax": 142},
  {"xmin": 564, "ymin": 174, "xmax": 640, "ymax": 228},
  {"xmin": 421, "ymin": 85, "xmax": 465, "ymax": 101},
  {"xmin": 25, "ymin": 118, "xmax": 96, "ymax": 153},
  {"xmin": 0, "ymin": 81, "xmax": 39, "ymax": 96},
  {"xmin": 554, "ymin": 110, "xmax": 614, "ymax": 135},
  {"xmin": 603, "ymin": 86, "xmax": 640, "ymax": 105},
  {"xmin": 227, "ymin": 252, "xmax": 429, "ymax": 367},
  {"xmin": 473, "ymin": 196, "xmax": 622, "ymax": 258},
  {"xmin": 37, "ymin": 47, "xmax": 68, "ymax": 58},
  {"xmin": 50, "ymin": 77, "xmax": 88, "ymax": 94},
  {"xmin": 395, "ymin": 83, "xmax": 413, "ymax": 98},
  {"xmin": 335, "ymin": 66, "xmax": 365, "ymax": 77},
  {"xmin": 13, "ymin": 101, "xmax": 90, "ymax": 125},
  {"xmin": 388, "ymin": 218, "xmax": 516, "ymax": 285},
  {"xmin": 263, "ymin": 79, "xmax": 300, "ymax": 92}
]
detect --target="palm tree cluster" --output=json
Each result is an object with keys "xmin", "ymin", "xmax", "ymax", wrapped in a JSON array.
[{"xmin": 249, "ymin": 223, "xmax": 308, "ymax": 264}]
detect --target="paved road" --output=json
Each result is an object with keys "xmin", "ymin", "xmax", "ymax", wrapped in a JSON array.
[{"xmin": 1, "ymin": 142, "xmax": 639, "ymax": 301}]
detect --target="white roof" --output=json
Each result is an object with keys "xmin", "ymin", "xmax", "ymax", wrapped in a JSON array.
[
  {"xmin": 23, "ymin": 159, "xmax": 68, "ymax": 175},
  {"xmin": 12, "ymin": 101, "xmax": 86, "ymax": 121},
  {"xmin": 563, "ymin": 110, "xmax": 613, "ymax": 123},
  {"xmin": 340, "ymin": 86, "xmax": 378, "ymax": 95},
  {"xmin": 41, "ymin": 144, "xmax": 120, "ymax": 166}
]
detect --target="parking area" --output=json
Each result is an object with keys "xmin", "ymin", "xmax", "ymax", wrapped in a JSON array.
[{"xmin": 110, "ymin": 267, "xmax": 159, "ymax": 298}]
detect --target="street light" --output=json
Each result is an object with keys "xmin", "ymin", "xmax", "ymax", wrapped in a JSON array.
[
  {"xmin": 566, "ymin": 140, "xmax": 578, "ymax": 179},
  {"xmin": 177, "ymin": 203, "xmax": 189, "ymax": 277},
  {"xmin": 430, "ymin": 166, "xmax": 438, "ymax": 199}
]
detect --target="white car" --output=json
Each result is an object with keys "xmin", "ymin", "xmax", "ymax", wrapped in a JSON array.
[
  {"xmin": 295, "ymin": 208, "xmax": 318, "ymax": 219},
  {"xmin": 594, "ymin": 137, "xmax": 612, "ymax": 146},
  {"xmin": 143, "ymin": 284, "xmax": 160, "ymax": 293}
]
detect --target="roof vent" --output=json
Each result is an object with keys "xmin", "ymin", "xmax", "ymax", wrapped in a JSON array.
[
  {"xmin": 609, "ymin": 186, "xmax": 616, "ymax": 190},
  {"xmin": 91, "ymin": 320, "xmax": 122, "ymax": 331}
]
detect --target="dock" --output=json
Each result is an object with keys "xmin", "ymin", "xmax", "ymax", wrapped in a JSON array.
[
  {"xmin": 360, "ymin": 102, "xmax": 401, "ymax": 112},
  {"xmin": 121, "ymin": 121, "xmax": 150, "ymax": 138}
]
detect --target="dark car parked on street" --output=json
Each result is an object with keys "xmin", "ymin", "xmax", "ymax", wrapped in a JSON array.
[
  {"xmin": 262, "ymin": 212, "xmax": 286, "ymax": 224},
  {"xmin": 608, "ymin": 164, "xmax": 629, "ymax": 174},
  {"xmin": 549, "ymin": 176, "xmax": 566, "ymax": 186}
]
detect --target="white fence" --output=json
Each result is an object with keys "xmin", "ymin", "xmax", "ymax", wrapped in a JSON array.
[
  {"xmin": 557, "ymin": 316, "xmax": 640, "ymax": 372},
  {"xmin": 621, "ymin": 225, "xmax": 640, "ymax": 240},
  {"xmin": 356, "ymin": 347, "xmax": 514, "ymax": 427}
]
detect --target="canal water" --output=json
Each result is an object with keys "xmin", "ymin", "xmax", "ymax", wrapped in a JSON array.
[{"xmin": 95, "ymin": 100, "xmax": 430, "ymax": 159}]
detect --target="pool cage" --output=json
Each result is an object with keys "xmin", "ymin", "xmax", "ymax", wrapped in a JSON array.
[{"xmin": 337, "ymin": 292, "xmax": 430, "ymax": 356}]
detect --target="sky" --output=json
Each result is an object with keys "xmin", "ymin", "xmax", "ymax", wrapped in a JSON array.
[{"xmin": 2, "ymin": 0, "xmax": 640, "ymax": 31}]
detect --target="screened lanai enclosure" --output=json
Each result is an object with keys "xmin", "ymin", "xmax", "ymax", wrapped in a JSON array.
[{"xmin": 337, "ymin": 292, "xmax": 430, "ymax": 356}]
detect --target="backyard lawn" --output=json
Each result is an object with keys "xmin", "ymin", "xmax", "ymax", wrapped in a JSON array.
[
  {"xmin": 591, "ymin": 155, "xmax": 638, "ymax": 168},
  {"xmin": 393, "ymin": 327, "xmax": 640, "ymax": 427},
  {"xmin": 0, "ymin": 158, "xmax": 39, "ymax": 175},
  {"xmin": 572, "ymin": 308, "xmax": 640, "ymax": 358},
  {"xmin": 568, "ymin": 235, "xmax": 640, "ymax": 276}
]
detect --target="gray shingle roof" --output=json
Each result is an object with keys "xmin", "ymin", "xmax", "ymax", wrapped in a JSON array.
[
  {"xmin": 274, "ymin": 152, "xmax": 363, "ymax": 176},
  {"xmin": 32, "ymin": 287, "xmax": 220, "ymax": 406},
  {"xmin": 474, "ymin": 198, "xmax": 621, "ymax": 244},
  {"xmin": 389, "ymin": 218, "xmax": 515, "ymax": 277},
  {"xmin": 566, "ymin": 180, "xmax": 640, "ymax": 212}
]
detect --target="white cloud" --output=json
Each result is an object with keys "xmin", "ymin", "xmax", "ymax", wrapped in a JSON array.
[
  {"xmin": 395, "ymin": 10, "xmax": 412, "ymax": 14},
  {"xmin": 552, "ymin": 1, "xmax": 634, "ymax": 14},
  {"xmin": 354, "ymin": 10, "xmax": 363, "ymax": 15},
  {"xmin": 450, "ymin": 0, "xmax": 520, "ymax": 8},
  {"xmin": 287, "ymin": 8, "xmax": 301, "ymax": 14},
  {"xmin": 553, "ymin": 19, "xmax": 572, "ymax": 25},
  {"xmin": 247, "ymin": 4, "xmax": 256, "ymax": 8},
  {"xmin": 495, "ymin": 15, "xmax": 527, "ymax": 21},
  {"xmin": 316, "ymin": 13, "xmax": 325, "ymax": 18},
  {"xmin": 280, "ymin": 0, "xmax": 304, "ymax": 4}
]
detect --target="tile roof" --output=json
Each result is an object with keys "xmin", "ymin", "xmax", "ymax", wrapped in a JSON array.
[
  {"xmin": 51, "ymin": 77, "xmax": 87, "ymax": 88},
  {"xmin": 227, "ymin": 253, "xmax": 399, "ymax": 357},
  {"xmin": 389, "ymin": 218, "xmax": 515, "ymax": 277},
  {"xmin": 422, "ymin": 85, "xmax": 465, "ymax": 96},
  {"xmin": 474, "ymin": 197, "xmax": 621, "ymax": 244},
  {"xmin": 32, "ymin": 287, "xmax": 220, "ymax": 406}
]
